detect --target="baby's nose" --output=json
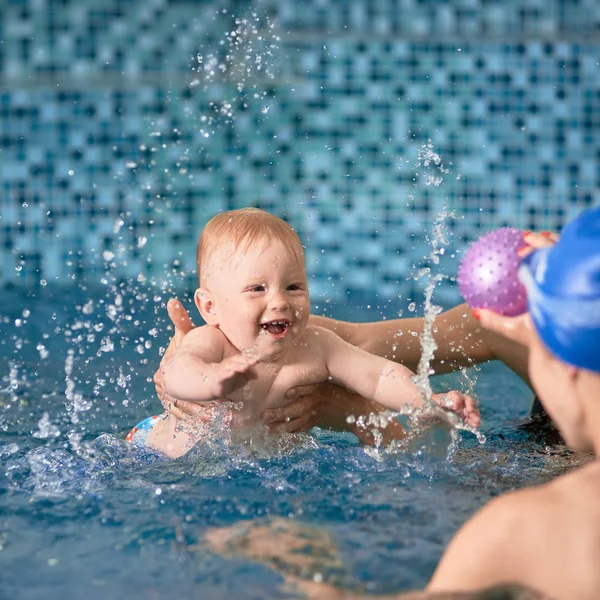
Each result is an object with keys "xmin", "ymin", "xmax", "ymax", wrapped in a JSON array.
[{"xmin": 269, "ymin": 289, "xmax": 289, "ymax": 309}]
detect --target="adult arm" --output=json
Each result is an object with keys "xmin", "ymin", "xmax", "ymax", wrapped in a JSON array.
[
  {"xmin": 310, "ymin": 303, "xmax": 530, "ymax": 386},
  {"xmin": 270, "ymin": 301, "xmax": 532, "ymax": 432},
  {"xmin": 263, "ymin": 304, "xmax": 506, "ymax": 436},
  {"xmin": 318, "ymin": 327, "xmax": 480, "ymax": 427},
  {"xmin": 309, "ymin": 229, "xmax": 560, "ymax": 386}
]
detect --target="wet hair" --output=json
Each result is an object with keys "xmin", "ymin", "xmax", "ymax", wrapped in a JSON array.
[{"xmin": 196, "ymin": 207, "xmax": 305, "ymax": 284}]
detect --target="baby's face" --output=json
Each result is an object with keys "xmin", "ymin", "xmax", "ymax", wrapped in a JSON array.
[{"xmin": 206, "ymin": 237, "xmax": 310, "ymax": 361}]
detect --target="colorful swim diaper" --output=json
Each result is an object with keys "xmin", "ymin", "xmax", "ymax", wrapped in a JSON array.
[{"xmin": 125, "ymin": 415, "xmax": 161, "ymax": 448}]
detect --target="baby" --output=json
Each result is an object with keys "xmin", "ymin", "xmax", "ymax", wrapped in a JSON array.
[{"xmin": 136, "ymin": 208, "xmax": 479, "ymax": 457}]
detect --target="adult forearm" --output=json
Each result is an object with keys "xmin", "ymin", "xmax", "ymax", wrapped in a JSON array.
[
  {"xmin": 311, "ymin": 305, "xmax": 530, "ymax": 384},
  {"xmin": 310, "ymin": 312, "xmax": 451, "ymax": 369},
  {"xmin": 313, "ymin": 384, "xmax": 407, "ymax": 445}
]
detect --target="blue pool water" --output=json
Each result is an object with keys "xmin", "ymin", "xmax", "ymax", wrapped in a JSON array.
[{"xmin": 0, "ymin": 285, "xmax": 574, "ymax": 599}]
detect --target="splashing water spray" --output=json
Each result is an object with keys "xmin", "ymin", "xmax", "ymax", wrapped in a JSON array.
[
  {"xmin": 358, "ymin": 143, "xmax": 485, "ymax": 460},
  {"xmin": 408, "ymin": 144, "xmax": 485, "ymax": 446},
  {"xmin": 191, "ymin": 9, "xmax": 280, "ymax": 137},
  {"xmin": 410, "ymin": 210, "xmax": 485, "ymax": 447}
]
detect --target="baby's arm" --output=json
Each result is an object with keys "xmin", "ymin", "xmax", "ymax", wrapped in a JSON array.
[
  {"xmin": 317, "ymin": 327, "xmax": 479, "ymax": 425},
  {"xmin": 318, "ymin": 327, "xmax": 421, "ymax": 410},
  {"xmin": 309, "ymin": 305, "xmax": 531, "ymax": 386},
  {"xmin": 161, "ymin": 326, "xmax": 259, "ymax": 402}
]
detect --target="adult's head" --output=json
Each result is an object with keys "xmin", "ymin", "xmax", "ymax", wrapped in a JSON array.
[{"xmin": 479, "ymin": 206, "xmax": 600, "ymax": 452}]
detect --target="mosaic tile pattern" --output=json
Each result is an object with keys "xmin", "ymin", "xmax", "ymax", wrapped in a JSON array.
[{"xmin": 1, "ymin": 0, "xmax": 599, "ymax": 307}]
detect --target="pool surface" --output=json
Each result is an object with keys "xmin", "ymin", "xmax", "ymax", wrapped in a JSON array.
[{"xmin": 0, "ymin": 285, "xmax": 577, "ymax": 599}]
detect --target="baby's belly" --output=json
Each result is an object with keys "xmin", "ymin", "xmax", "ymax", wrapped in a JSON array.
[
  {"xmin": 228, "ymin": 397, "xmax": 271, "ymax": 434},
  {"xmin": 227, "ymin": 368, "xmax": 328, "ymax": 434}
]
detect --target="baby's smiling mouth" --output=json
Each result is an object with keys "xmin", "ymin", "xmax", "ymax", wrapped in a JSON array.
[{"xmin": 260, "ymin": 320, "xmax": 291, "ymax": 335}]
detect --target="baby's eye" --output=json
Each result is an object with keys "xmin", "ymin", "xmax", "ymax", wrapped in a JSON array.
[
  {"xmin": 287, "ymin": 283, "xmax": 304, "ymax": 291},
  {"xmin": 249, "ymin": 284, "xmax": 265, "ymax": 292}
]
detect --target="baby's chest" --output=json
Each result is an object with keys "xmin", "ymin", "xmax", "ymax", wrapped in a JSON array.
[{"xmin": 259, "ymin": 358, "xmax": 330, "ymax": 408}]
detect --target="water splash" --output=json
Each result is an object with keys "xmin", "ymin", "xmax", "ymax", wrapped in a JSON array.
[
  {"xmin": 32, "ymin": 412, "xmax": 61, "ymax": 440},
  {"xmin": 416, "ymin": 141, "xmax": 450, "ymax": 187},
  {"xmin": 361, "ymin": 145, "xmax": 484, "ymax": 454},
  {"xmin": 191, "ymin": 9, "xmax": 281, "ymax": 136},
  {"xmin": 412, "ymin": 210, "xmax": 451, "ymax": 402},
  {"xmin": 411, "ymin": 209, "xmax": 485, "ymax": 445}
]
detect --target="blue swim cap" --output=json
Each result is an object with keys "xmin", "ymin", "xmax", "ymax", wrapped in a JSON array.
[{"xmin": 519, "ymin": 206, "xmax": 600, "ymax": 373}]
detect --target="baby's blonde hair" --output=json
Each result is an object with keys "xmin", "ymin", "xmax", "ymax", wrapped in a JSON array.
[{"xmin": 197, "ymin": 208, "xmax": 305, "ymax": 284}]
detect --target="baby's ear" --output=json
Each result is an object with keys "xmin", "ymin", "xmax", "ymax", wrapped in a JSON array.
[{"xmin": 194, "ymin": 287, "xmax": 219, "ymax": 325}]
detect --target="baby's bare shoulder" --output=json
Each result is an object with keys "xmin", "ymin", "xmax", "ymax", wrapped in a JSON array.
[
  {"xmin": 302, "ymin": 325, "xmax": 342, "ymax": 346},
  {"xmin": 179, "ymin": 324, "xmax": 230, "ymax": 358},
  {"xmin": 180, "ymin": 323, "xmax": 222, "ymax": 342},
  {"xmin": 295, "ymin": 325, "xmax": 339, "ymax": 358}
]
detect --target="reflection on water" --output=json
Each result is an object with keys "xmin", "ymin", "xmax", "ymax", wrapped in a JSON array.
[{"xmin": 203, "ymin": 518, "xmax": 555, "ymax": 600}]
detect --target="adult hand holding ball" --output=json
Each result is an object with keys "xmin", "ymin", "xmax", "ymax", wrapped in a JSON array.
[{"xmin": 458, "ymin": 228, "xmax": 528, "ymax": 316}]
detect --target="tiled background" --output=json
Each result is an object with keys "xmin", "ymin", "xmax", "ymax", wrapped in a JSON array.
[{"xmin": 1, "ymin": 0, "xmax": 599, "ymax": 306}]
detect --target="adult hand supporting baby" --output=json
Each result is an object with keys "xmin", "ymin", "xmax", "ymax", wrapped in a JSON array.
[
  {"xmin": 153, "ymin": 299, "xmax": 201, "ymax": 420},
  {"xmin": 264, "ymin": 383, "xmax": 409, "ymax": 446},
  {"xmin": 263, "ymin": 383, "xmax": 322, "ymax": 433}
]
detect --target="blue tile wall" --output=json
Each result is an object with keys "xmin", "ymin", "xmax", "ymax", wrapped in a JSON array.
[{"xmin": 1, "ymin": 0, "xmax": 599, "ymax": 307}]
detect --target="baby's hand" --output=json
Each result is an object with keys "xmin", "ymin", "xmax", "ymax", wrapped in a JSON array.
[
  {"xmin": 212, "ymin": 351, "xmax": 261, "ymax": 398},
  {"xmin": 431, "ymin": 391, "xmax": 481, "ymax": 428}
]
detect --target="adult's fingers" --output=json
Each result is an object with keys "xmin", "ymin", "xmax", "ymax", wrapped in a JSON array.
[
  {"xmin": 154, "ymin": 368, "xmax": 188, "ymax": 419},
  {"xmin": 477, "ymin": 309, "xmax": 532, "ymax": 348},
  {"xmin": 156, "ymin": 380, "xmax": 182, "ymax": 417},
  {"xmin": 171, "ymin": 397, "xmax": 212, "ymax": 417},
  {"xmin": 154, "ymin": 368, "xmax": 167, "ymax": 402},
  {"xmin": 525, "ymin": 231, "xmax": 559, "ymax": 246},
  {"xmin": 162, "ymin": 400, "xmax": 188, "ymax": 421},
  {"xmin": 518, "ymin": 231, "xmax": 558, "ymax": 258},
  {"xmin": 167, "ymin": 298, "xmax": 195, "ymax": 340},
  {"xmin": 158, "ymin": 299, "xmax": 195, "ymax": 366},
  {"xmin": 159, "ymin": 391, "xmax": 211, "ymax": 421},
  {"xmin": 265, "ymin": 414, "xmax": 314, "ymax": 433},
  {"xmin": 284, "ymin": 383, "xmax": 319, "ymax": 400},
  {"xmin": 263, "ymin": 395, "xmax": 318, "ymax": 424}
]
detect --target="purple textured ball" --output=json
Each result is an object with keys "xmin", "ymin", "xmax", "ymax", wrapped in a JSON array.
[{"xmin": 458, "ymin": 227, "xmax": 527, "ymax": 316}]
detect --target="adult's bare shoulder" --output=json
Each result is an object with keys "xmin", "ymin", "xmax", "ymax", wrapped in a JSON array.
[
  {"xmin": 525, "ymin": 464, "xmax": 600, "ymax": 599},
  {"xmin": 550, "ymin": 458, "xmax": 600, "ymax": 497},
  {"xmin": 428, "ymin": 486, "xmax": 557, "ymax": 592},
  {"xmin": 430, "ymin": 469, "xmax": 600, "ymax": 599},
  {"xmin": 547, "ymin": 461, "xmax": 600, "ymax": 539}
]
